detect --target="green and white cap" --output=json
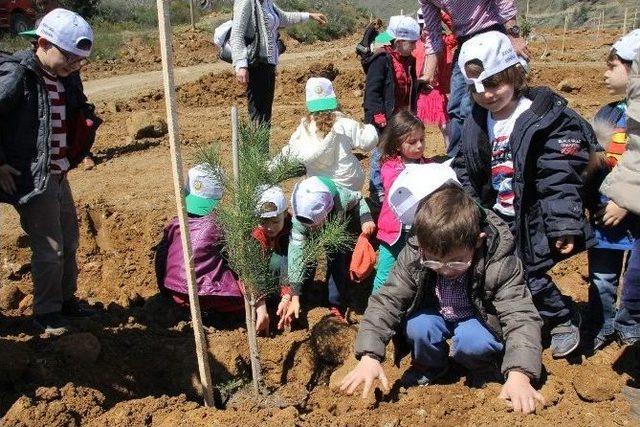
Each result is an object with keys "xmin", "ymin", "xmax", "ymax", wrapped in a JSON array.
[
  {"xmin": 185, "ymin": 164, "xmax": 223, "ymax": 216},
  {"xmin": 305, "ymin": 77, "xmax": 338, "ymax": 113}
]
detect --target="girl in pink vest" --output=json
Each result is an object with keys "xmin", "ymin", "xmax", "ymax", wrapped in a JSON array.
[{"xmin": 372, "ymin": 111, "xmax": 433, "ymax": 293}]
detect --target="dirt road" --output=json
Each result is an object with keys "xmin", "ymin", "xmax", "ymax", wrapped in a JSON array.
[{"xmin": 84, "ymin": 46, "xmax": 353, "ymax": 102}]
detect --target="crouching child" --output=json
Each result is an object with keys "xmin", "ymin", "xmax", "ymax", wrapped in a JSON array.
[{"xmin": 341, "ymin": 179, "xmax": 545, "ymax": 415}]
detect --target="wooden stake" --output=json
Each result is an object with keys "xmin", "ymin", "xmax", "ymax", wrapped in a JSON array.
[
  {"xmin": 189, "ymin": 0, "xmax": 196, "ymax": 30},
  {"xmin": 623, "ymin": 8, "xmax": 628, "ymax": 34},
  {"xmin": 155, "ymin": 0, "xmax": 214, "ymax": 408},
  {"xmin": 633, "ymin": 9, "xmax": 638, "ymax": 30},
  {"xmin": 561, "ymin": 14, "xmax": 569, "ymax": 54},
  {"xmin": 526, "ymin": 0, "xmax": 530, "ymax": 20},
  {"xmin": 231, "ymin": 106, "xmax": 239, "ymax": 190}
]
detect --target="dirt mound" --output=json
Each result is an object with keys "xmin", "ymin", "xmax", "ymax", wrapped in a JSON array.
[{"xmin": 2, "ymin": 384, "xmax": 105, "ymax": 426}]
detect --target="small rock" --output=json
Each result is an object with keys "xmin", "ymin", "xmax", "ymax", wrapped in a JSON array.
[
  {"xmin": 352, "ymin": 89, "xmax": 363, "ymax": 98},
  {"xmin": 0, "ymin": 284, "xmax": 26, "ymax": 310},
  {"xmin": 54, "ymin": 333, "xmax": 101, "ymax": 365},
  {"xmin": 35, "ymin": 386, "xmax": 61, "ymax": 402},
  {"xmin": 557, "ymin": 78, "xmax": 582, "ymax": 93},
  {"xmin": 126, "ymin": 111, "xmax": 168, "ymax": 140},
  {"xmin": 379, "ymin": 417, "xmax": 399, "ymax": 427}
]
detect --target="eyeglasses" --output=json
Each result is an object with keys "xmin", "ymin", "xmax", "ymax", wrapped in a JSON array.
[
  {"xmin": 53, "ymin": 44, "xmax": 89, "ymax": 67},
  {"xmin": 419, "ymin": 249, "xmax": 472, "ymax": 272}
]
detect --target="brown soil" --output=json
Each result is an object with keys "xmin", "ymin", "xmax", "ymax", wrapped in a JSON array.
[{"xmin": 1, "ymin": 28, "xmax": 638, "ymax": 426}]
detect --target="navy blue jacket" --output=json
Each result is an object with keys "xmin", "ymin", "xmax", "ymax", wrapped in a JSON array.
[
  {"xmin": 453, "ymin": 87, "xmax": 596, "ymax": 273},
  {"xmin": 0, "ymin": 49, "xmax": 100, "ymax": 205}
]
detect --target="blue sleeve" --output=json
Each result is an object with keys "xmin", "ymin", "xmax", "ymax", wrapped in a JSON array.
[{"xmin": 535, "ymin": 115, "xmax": 592, "ymax": 238}]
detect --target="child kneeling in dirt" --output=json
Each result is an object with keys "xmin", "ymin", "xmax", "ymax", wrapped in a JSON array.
[
  {"xmin": 452, "ymin": 31, "xmax": 596, "ymax": 359},
  {"xmin": 272, "ymin": 77, "xmax": 378, "ymax": 192},
  {"xmin": 280, "ymin": 176, "xmax": 375, "ymax": 326},
  {"xmin": 341, "ymin": 176, "xmax": 545, "ymax": 415}
]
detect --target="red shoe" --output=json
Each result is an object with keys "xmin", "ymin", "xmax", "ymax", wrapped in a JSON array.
[{"xmin": 329, "ymin": 306, "xmax": 347, "ymax": 323}]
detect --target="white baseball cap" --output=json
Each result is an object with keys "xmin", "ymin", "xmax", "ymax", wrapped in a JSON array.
[
  {"xmin": 458, "ymin": 31, "xmax": 520, "ymax": 93},
  {"xmin": 35, "ymin": 8, "xmax": 93, "ymax": 57},
  {"xmin": 185, "ymin": 164, "xmax": 224, "ymax": 216},
  {"xmin": 257, "ymin": 185, "xmax": 287, "ymax": 218},
  {"xmin": 612, "ymin": 29, "xmax": 640, "ymax": 62},
  {"xmin": 291, "ymin": 176, "xmax": 334, "ymax": 226},
  {"xmin": 306, "ymin": 77, "xmax": 338, "ymax": 113},
  {"xmin": 387, "ymin": 15, "xmax": 420, "ymax": 42},
  {"xmin": 389, "ymin": 163, "xmax": 461, "ymax": 226}
]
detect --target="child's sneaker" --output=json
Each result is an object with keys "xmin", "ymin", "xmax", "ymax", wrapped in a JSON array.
[
  {"xmin": 400, "ymin": 365, "xmax": 448, "ymax": 388},
  {"xmin": 33, "ymin": 312, "xmax": 69, "ymax": 336},
  {"xmin": 550, "ymin": 312, "xmax": 581, "ymax": 358}
]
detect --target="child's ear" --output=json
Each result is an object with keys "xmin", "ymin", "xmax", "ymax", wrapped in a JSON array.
[{"xmin": 475, "ymin": 232, "xmax": 487, "ymax": 249}]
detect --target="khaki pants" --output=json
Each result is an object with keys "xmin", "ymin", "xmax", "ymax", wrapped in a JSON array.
[{"xmin": 16, "ymin": 175, "xmax": 79, "ymax": 315}]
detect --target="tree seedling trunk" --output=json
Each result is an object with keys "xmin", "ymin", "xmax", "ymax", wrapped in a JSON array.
[{"xmin": 244, "ymin": 292, "xmax": 264, "ymax": 397}]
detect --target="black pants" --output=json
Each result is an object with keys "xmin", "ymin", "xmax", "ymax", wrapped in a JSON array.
[{"xmin": 247, "ymin": 62, "xmax": 276, "ymax": 127}]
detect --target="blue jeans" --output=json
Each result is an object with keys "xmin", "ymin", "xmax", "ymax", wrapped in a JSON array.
[
  {"xmin": 368, "ymin": 147, "xmax": 384, "ymax": 213},
  {"xmin": 326, "ymin": 245, "xmax": 350, "ymax": 309},
  {"xmin": 405, "ymin": 309, "xmax": 504, "ymax": 372},
  {"xmin": 588, "ymin": 248, "xmax": 640, "ymax": 341},
  {"xmin": 446, "ymin": 50, "xmax": 474, "ymax": 158}
]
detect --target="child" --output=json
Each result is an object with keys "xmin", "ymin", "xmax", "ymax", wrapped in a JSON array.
[
  {"xmin": 0, "ymin": 8, "xmax": 100, "ymax": 335},
  {"xmin": 414, "ymin": 9, "xmax": 457, "ymax": 150},
  {"xmin": 364, "ymin": 15, "xmax": 421, "ymax": 214},
  {"xmin": 274, "ymin": 77, "xmax": 378, "ymax": 192},
  {"xmin": 280, "ymin": 176, "xmax": 376, "ymax": 325},
  {"xmin": 372, "ymin": 111, "xmax": 432, "ymax": 293},
  {"xmin": 341, "ymin": 181, "xmax": 544, "ymax": 415},
  {"xmin": 155, "ymin": 164, "xmax": 246, "ymax": 313},
  {"xmin": 599, "ymin": 41, "xmax": 640, "ymax": 347},
  {"xmin": 585, "ymin": 29, "xmax": 640, "ymax": 350},
  {"xmin": 452, "ymin": 31, "xmax": 595, "ymax": 358},
  {"xmin": 251, "ymin": 185, "xmax": 297, "ymax": 332}
]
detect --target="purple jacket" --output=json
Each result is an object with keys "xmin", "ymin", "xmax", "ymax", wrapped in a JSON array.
[{"xmin": 155, "ymin": 215, "xmax": 241, "ymax": 297}]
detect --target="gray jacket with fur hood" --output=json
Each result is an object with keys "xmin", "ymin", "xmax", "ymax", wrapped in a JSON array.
[
  {"xmin": 354, "ymin": 210, "xmax": 543, "ymax": 380},
  {"xmin": 601, "ymin": 50, "xmax": 640, "ymax": 215}
]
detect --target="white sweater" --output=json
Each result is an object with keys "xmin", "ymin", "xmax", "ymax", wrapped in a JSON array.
[{"xmin": 276, "ymin": 114, "xmax": 378, "ymax": 191}]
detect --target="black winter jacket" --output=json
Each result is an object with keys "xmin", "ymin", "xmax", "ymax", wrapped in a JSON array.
[
  {"xmin": 0, "ymin": 49, "xmax": 100, "ymax": 205},
  {"xmin": 453, "ymin": 87, "xmax": 596, "ymax": 273},
  {"xmin": 363, "ymin": 49, "xmax": 418, "ymax": 127}
]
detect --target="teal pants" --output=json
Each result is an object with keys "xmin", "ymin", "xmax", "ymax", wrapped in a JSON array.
[{"xmin": 372, "ymin": 232, "xmax": 407, "ymax": 294}]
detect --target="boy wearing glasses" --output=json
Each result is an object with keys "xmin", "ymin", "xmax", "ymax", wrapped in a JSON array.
[
  {"xmin": 0, "ymin": 8, "xmax": 99, "ymax": 335},
  {"xmin": 341, "ymin": 167, "xmax": 544, "ymax": 415}
]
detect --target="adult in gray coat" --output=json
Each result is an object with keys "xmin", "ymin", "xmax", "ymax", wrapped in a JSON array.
[
  {"xmin": 341, "ymin": 186, "xmax": 544, "ymax": 415},
  {"xmin": 230, "ymin": 0, "xmax": 326, "ymax": 126}
]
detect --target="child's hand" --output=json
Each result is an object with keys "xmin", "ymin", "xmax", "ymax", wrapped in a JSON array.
[
  {"xmin": 554, "ymin": 235, "xmax": 575, "ymax": 255},
  {"xmin": 255, "ymin": 300, "xmax": 269, "ymax": 336},
  {"xmin": 0, "ymin": 164, "xmax": 21, "ymax": 195},
  {"xmin": 235, "ymin": 67, "xmax": 249, "ymax": 84},
  {"xmin": 309, "ymin": 12, "xmax": 327, "ymax": 25},
  {"xmin": 340, "ymin": 355, "xmax": 390, "ymax": 398},
  {"xmin": 499, "ymin": 370, "xmax": 546, "ymax": 414},
  {"xmin": 278, "ymin": 295, "xmax": 300, "ymax": 330},
  {"xmin": 361, "ymin": 220, "xmax": 376, "ymax": 236},
  {"xmin": 276, "ymin": 295, "xmax": 291, "ymax": 327},
  {"xmin": 599, "ymin": 201, "xmax": 628, "ymax": 227}
]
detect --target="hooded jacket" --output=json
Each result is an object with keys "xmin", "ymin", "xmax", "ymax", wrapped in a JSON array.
[
  {"xmin": 0, "ymin": 49, "xmax": 100, "ymax": 205},
  {"xmin": 453, "ymin": 87, "xmax": 596, "ymax": 272},
  {"xmin": 355, "ymin": 210, "xmax": 542, "ymax": 379},
  {"xmin": 273, "ymin": 113, "xmax": 378, "ymax": 192}
]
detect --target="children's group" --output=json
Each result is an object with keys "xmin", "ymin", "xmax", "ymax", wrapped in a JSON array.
[{"xmin": 1, "ymin": 1, "xmax": 639, "ymax": 416}]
